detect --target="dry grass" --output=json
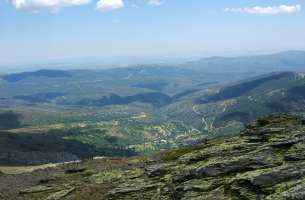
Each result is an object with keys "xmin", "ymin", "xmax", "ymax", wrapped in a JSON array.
[{"xmin": 0, "ymin": 164, "xmax": 57, "ymax": 174}]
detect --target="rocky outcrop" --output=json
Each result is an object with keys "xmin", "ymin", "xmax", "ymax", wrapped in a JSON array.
[
  {"xmin": 46, "ymin": 187, "xmax": 75, "ymax": 200},
  {"xmin": 3, "ymin": 114, "xmax": 305, "ymax": 200},
  {"xmin": 107, "ymin": 114, "xmax": 305, "ymax": 200}
]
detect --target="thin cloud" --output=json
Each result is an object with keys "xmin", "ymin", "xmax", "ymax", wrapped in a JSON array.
[
  {"xmin": 96, "ymin": 0, "xmax": 124, "ymax": 12},
  {"xmin": 225, "ymin": 4, "xmax": 301, "ymax": 15},
  {"xmin": 11, "ymin": 0, "xmax": 91, "ymax": 12},
  {"xmin": 131, "ymin": 4, "xmax": 139, "ymax": 8},
  {"xmin": 148, "ymin": 0, "xmax": 163, "ymax": 6}
]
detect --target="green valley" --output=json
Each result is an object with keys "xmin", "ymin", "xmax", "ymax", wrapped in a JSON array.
[{"xmin": 0, "ymin": 51, "xmax": 305, "ymax": 165}]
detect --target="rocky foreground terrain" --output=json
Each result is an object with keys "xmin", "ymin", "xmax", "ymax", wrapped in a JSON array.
[{"xmin": 1, "ymin": 114, "xmax": 305, "ymax": 200}]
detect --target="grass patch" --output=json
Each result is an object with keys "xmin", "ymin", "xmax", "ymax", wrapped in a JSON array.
[{"xmin": 160, "ymin": 144, "xmax": 205, "ymax": 161}]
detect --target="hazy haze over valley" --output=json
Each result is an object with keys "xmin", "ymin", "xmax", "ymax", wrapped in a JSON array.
[{"xmin": 1, "ymin": 0, "xmax": 305, "ymax": 70}]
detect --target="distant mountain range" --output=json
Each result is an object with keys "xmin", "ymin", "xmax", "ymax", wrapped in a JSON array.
[
  {"xmin": 1, "ymin": 69, "xmax": 71, "ymax": 82},
  {"xmin": 0, "ymin": 51, "xmax": 304, "ymax": 164},
  {"xmin": 183, "ymin": 50, "xmax": 305, "ymax": 73}
]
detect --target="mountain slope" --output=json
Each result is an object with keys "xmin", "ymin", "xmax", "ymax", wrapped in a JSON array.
[
  {"xmin": 2, "ymin": 114, "xmax": 305, "ymax": 200},
  {"xmin": 200, "ymin": 72, "xmax": 293, "ymax": 103},
  {"xmin": 164, "ymin": 72, "xmax": 305, "ymax": 135}
]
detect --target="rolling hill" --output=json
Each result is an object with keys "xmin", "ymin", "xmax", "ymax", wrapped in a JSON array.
[
  {"xmin": 0, "ymin": 51, "xmax": 305, "ymax": 164},
  {"xmin": 184, "ymin": 50, "xmax": 305, "ymax": 73}
]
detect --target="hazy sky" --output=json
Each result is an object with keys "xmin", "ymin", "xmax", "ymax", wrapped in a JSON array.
[{"xmin": 0, "ymin": 0, "xmax": 305, "ymax": 66}]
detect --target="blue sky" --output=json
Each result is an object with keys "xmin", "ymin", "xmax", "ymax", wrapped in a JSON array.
[{"xmin": 0, "ymin": 0, "xmax": 305, "ymax": 67}]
